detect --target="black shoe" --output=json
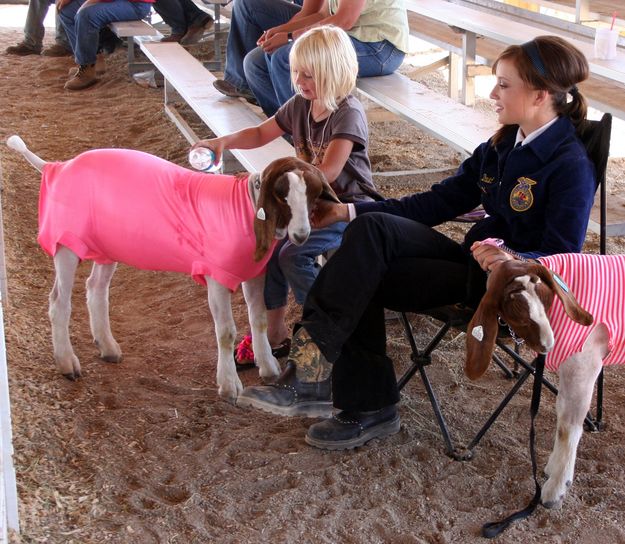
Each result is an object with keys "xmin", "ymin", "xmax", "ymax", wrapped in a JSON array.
[
  {"xmin": 305, "ymin": 405, "xmax": 400, "ymax": 450},
  {"xmin": 237, "ymin": 361, "xmax": 333, "ymax": 417},
  {"xmin": 213, "ymin": 79, "xmax": 258, "ymax": 106}
]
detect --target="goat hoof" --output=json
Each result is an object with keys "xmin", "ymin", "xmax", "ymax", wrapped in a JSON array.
[
  {"xmin": 101, "ymin": 354, "xmax": 122, "ymax": 363},
  {"xmin": 62, "ymin": 371, "xmax": 80, "ymax": 381}
]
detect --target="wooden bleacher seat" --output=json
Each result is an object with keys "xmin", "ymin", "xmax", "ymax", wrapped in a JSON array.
[{"xmin": 138, "ymin": 41, "xmax": 294, "ymax": 173}]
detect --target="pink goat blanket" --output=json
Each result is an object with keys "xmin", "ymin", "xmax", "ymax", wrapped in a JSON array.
[
  {"xmin": 38, "ymin": 148, "xmax": 274, "ymax": 291},
  {"xmin": 538, "ymin": 253, "xmax": 625, "ymax": 370}
]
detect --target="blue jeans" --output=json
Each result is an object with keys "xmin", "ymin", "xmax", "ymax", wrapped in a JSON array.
[
  {"xmin": 153, "ymin": 0, "xmax": 206, "ymax": 35},
  {"xmin": 23, "ymin": 0, "xmax": 70, "ymax": 49},
  {"xmin": 223, "ymin": 0, "xmax": 300, "ymax": 92},
  {"xmin": 264, "ymin": 222, "xmax": 347, "ymax": 309},
  {"xmin": 246, "ymin": 37, "xmax": 406, "ymax": 117},
  {"xmin": 59, "ymin": 0, "xmax": 151, "ymax": 65}
]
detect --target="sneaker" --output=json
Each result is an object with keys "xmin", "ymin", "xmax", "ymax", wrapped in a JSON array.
[
  {"xmin": 305, "ymin": 405, "xmax": 401, "ymax": 450},
  {"xmin": 180, "ymin": 15, "xmax": 214, "ymax": 45},
  {"xmin": 68, "ymin": 54, "xmax": 105, "ymax": 77},
  {"xmin": 234, "ymin": 335, "xmax": 291, "ymax": 371},
  {"xmin": 236, "ymin": 327, "xmax": 333, "ymax": 417},
  {"xmin": 213, "ymin": 79, "xmax": 258, "ymax": 106},
  {"xmin": 64, "ymin": 64, "xmax": 98, "ymax": 91},
  {"xmin": 42, "ymin": 43, "xmax": 72, "ymax": 57},
  {"xmin": 6, "ymin": 42, "xmax": 41, "ymax": 56},
  {"xmin": 160, "ymin": 33, "xmax": 185, "ymax": 43}
]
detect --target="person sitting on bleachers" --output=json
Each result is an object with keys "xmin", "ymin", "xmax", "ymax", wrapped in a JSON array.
[
  {"xmin": 57, "ymin": 0, "xmax": 154, "ymax": 91},
  {"xmin": 213, "ymin": 0, "xmax": 409, "ymax": 116},
  {"xmin": 6, "ymin": 0, "xmax": 72, "ymax": 57},
  {"xmin": 153, "ymin": 0, "xmax": 213, "ymax": 45}
]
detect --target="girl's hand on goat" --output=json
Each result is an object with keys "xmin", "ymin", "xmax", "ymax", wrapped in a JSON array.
[
  {"xmin": 471, "ymin": 240, "xmax": 515, "ymax": 272},
  {"xmin": 311, "ymin": 201, "xmax": 349, "ymax": 228}
]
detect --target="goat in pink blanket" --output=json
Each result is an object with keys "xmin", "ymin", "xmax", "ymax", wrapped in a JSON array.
[{"xmin": 7, "ymin": 135, "xmax": 338, "ymax": 401}]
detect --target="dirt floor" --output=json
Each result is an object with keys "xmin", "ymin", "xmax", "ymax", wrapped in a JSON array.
[{"xmin": 3, "ymin": 25, "xmax": 625, "ymax": 544}]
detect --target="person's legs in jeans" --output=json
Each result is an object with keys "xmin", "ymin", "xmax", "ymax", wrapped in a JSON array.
[
  {"xmin": 264, "ymin": 223, "xmax": 347, "ymax": 346},
  {"xmin": 53, "ymin": 9, "xmax": 71, "ymax": 50},
  {"xmin": 350, "ymin": 38, "xmax": 405, "ymax": 77},
  {"xmin": 60, "ymin": 0, "xmax": 151, "ymax": 65},
  {"xmin": 267, "ymin": 43, "xmax": 296, "ymax": 114},
  {"xmin": 224, "ymin": 0, "xmax": 299, "ymax": 92},
  {"xmin": 21, "ymin": 0, "xmax": 51, "ymax": 50}
]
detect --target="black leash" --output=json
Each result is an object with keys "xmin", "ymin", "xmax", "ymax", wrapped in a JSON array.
[{"xmin": 481, "ymin": 353, "xmax": 546, "ymax": 538}]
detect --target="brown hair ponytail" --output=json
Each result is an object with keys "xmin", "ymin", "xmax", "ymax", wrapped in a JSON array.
[{"xmin": 491, "ymin": 36, "xmax": 589, "ymax": 146}]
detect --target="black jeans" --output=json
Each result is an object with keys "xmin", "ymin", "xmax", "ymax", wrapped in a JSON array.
[{"xmin": 301, "ymin": 213, "xmax": 486, "ymax": 412}]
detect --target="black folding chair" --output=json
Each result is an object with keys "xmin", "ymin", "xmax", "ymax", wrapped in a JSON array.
[{"xmin": 397, "ymin": 113, "xmax": 613, "ymax": 461}]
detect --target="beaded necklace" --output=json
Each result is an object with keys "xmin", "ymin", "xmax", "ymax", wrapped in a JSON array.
[{"xmin": 306, "ymin": 102, "xmax": 333, "ymax": 166}]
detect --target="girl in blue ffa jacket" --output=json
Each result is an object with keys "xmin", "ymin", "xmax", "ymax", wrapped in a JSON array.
[{"xmin": 237, "ymin": 36, "xmax": 597, "ymax": 449}]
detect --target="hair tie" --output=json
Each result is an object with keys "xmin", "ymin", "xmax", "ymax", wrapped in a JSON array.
[
  {"xmin": 521, "ymin": 40, "xmax": 548, "ymax": 78},
  {"xmin": 569, "ymin": 85, "xmax": 579, "ymax": 96}
]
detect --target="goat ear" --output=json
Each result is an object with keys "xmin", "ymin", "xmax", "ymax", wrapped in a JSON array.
[
  {"xmin": 319, "ymin": 177, "xmax": 340, "ymax": 203},
  {"xmin": 302, "ymin": 167, "xmax": 340, "ymax": 203},
  {"xmin": 532, "ymin": 264, "xmax": 593, "ymax": 326},
  {"xmin": 253, "ymin": 179, "xmax": 278, "ymax": 262},
  {"xmin": 465, "ymin": 291, "xmax": 500, "ymax": 380},
  {"xmin": 254, "ymin": 212, "xmax": 277, "ymax": 262}
]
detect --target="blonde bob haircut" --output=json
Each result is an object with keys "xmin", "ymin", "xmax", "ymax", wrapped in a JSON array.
[{"xmin": 289, "ymin": 25, "xmax": 358, "ymax": 112}]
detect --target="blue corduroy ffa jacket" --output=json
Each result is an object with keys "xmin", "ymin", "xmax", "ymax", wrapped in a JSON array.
[{"xmin": 355, "ymin": 116, "xmax": 596, "ymax": 259}]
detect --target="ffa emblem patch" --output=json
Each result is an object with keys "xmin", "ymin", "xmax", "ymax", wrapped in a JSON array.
[
  {"xmin": 510, "ymin": 177, "xmax": 536, "ymax": 212},
  {"xmin": 480, "ymin": 173, "xmax": 495, "ymax": 184}
]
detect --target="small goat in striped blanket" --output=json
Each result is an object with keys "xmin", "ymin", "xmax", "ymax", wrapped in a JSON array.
[{"xmin": 465, "ymin": 248, "xmax": 625, "ymax": 508}]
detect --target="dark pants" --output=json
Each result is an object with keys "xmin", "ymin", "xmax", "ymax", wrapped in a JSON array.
[
  {"xmin": 301, "ymin": 212, "xmax": 487, "ymax": 412},
  {"xmin": 153, "ymin": 0, "xmax": 207, "ymax": 35}
]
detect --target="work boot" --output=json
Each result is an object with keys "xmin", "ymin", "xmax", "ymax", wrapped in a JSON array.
[
  {"xmin": 42, "ymin": 43, "xmax": 72, "ymax": 57},
  {"xmin": 305, "ymin": 405, "xmax": 401, "ymax": 450},
  {"xmin": 160, "ymin": 33, "xmax": 184, "ymax": 43},
  {"xmin": 68, "ymin": 54, "xmax": 105, "ymax": 77},
  {"xmin": 213, "ymin": 79, "xmax": 258, "ymax": 106},
  {"xmin": 237, "ymin": 327, "xmax": 333, "ymax": 417},
  {"xmin": 64, "ymin": 64, "xmax": 98, "ymax": 91},
  {"xmin": 6, "ymin": 41, "xmax": 41, "ymax": 55},
  {"xmin": 180, "ymin": 15, "xmax": 214, "ymax": 45}
]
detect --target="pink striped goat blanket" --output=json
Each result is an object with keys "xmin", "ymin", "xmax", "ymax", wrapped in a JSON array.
[{"xmin": 537, "ymin": 253, "xmax": 625, "ymax": 371}]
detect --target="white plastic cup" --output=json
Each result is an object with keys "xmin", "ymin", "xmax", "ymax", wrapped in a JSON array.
[
  {"xmin": 594, "ymin": 28, "xmax": 618, "ymax": 60},
  {"xmin": 188, "ymin": 147, "xmax": 222, "ymax": 173}
]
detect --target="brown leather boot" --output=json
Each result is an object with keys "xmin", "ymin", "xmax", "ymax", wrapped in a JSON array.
[
  {"xmin": 6, "ymin": 41, "xmax": 41, "ymax": 55},
  {"xmin": 237, "ymin": 327, "xmax": 333, "ymax": 417},
  {"xmin": 64, "ymin": 64, "xmax": 98, "ymax": 91},
  {"xmin": 68, "ymin": 54, "xmax": 105, "ymax": 77}
]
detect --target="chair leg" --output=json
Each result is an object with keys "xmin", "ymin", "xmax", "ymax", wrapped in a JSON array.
[{"xmin": 398, "ymin": 313, "xmax": 472, "ymax": 460}]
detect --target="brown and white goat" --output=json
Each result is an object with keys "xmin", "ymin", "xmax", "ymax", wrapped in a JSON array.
[
  {"xmin": 6, "ymin": 135, "xmax": 339, "ymax": 400},
  {"xmin": 465, "ymin": 251, "xmax": 625, "ymax": 508}
]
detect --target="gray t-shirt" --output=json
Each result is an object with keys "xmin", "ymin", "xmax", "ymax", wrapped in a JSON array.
[{"xmin": 275, "ymin": 94, "xmax": 376, "ymax": 203}]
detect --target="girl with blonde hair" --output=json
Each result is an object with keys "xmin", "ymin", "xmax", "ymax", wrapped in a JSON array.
[{"xmin": 194, "ymin": 25, "xmax": 379, "ymax": 367}]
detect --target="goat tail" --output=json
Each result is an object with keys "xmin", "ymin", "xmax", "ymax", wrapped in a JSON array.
[{"xmin": 6, "ymin": 135, "xmax": 47, "ymax": 173}]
